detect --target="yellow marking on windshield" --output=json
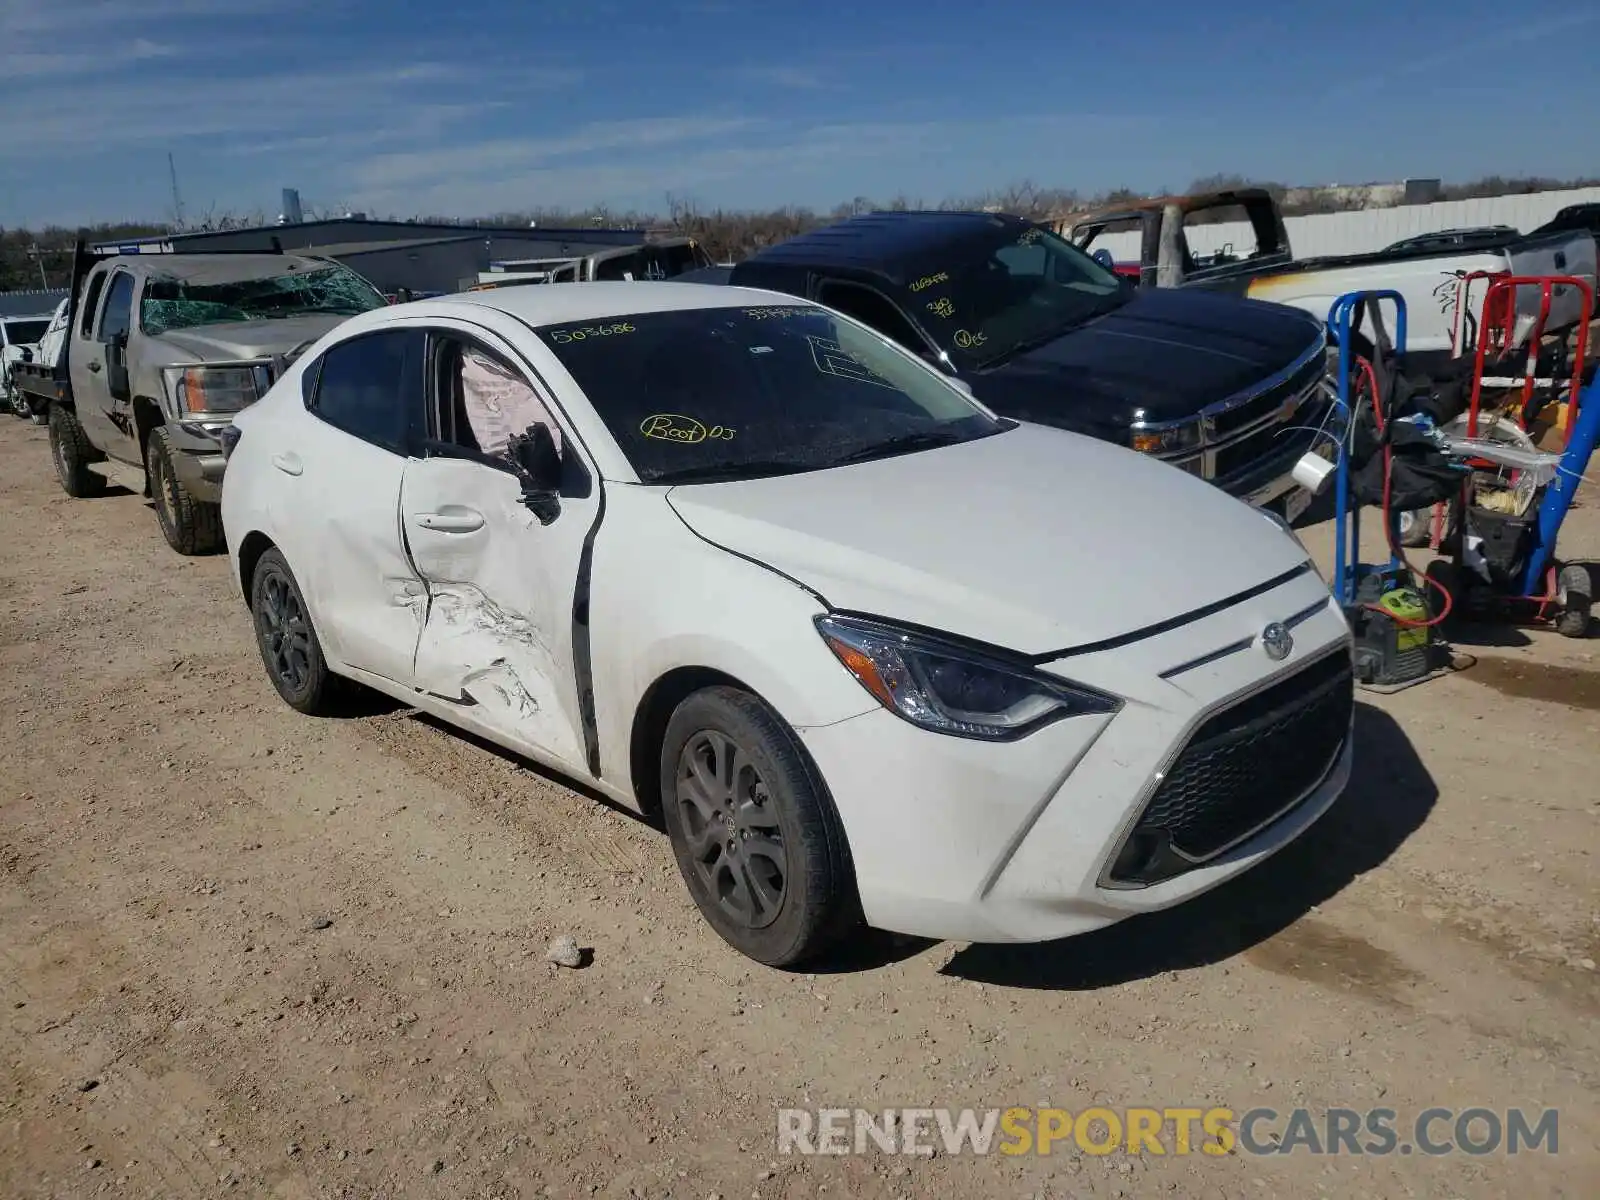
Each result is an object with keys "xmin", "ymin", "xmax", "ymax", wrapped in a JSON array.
[
  {"xmin": 640, "ymin": 414, "xmax": 736, "ymax": 444},
  {"xmin": 954, "ymin": 329, "xmax": 988, "ymax": 350},
  {"xmin": 547, "ymin": 322, "xmax": 634, "ymax": 344},
  {"xmin": 909, "ymin": 272, "xmax": 950, "ymax": 293},
  {"xmin": 926, "ymin": 296, "xmax": 955, "ymax": 319}
]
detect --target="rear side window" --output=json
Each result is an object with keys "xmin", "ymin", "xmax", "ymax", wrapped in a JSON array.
[
  {"xmin": 307, "ymin": 329, "xmax": 426, "ymax": 455},
  {"xmin": 98, "ymin": 272, "xmax": 135, "ymax": 342},
  {"xmin": 79, "ymin": 269, "xmax": 109, "ymax": 338}
]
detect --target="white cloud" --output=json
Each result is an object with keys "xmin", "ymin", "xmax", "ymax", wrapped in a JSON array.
[
  {"xmin": 344, "ymin": 113, "xmax": 1158, "ymax": 218},
  {"xmin": 726, "ymin": 65, "xmax": 834, "ymax": 91}
]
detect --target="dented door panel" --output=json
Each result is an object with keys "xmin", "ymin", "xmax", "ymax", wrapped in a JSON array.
[{"xmin": 400, "ymin": 455, "xmax": 593, "ymax": 770}]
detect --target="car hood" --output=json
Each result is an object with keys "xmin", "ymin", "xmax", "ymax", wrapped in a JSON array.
[
  {"xmin": 973, "ymin": 287, "xmax": 1324, "ymax": 435},
  {"xmin": 149, "ymin": 314, "xmax": 353, "ymax": 363},
  {"xmin": 664, "ymin": 423, "xmax": 1310, "ymax": 655}
]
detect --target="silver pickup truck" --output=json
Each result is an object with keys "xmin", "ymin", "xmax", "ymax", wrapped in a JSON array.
[{"xmin": 19, "ymin": 245, "xmax": 387, "ymax": 553}]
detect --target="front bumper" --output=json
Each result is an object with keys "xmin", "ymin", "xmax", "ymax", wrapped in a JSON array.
[
  {"xmin": 164, "ymin": 421, "xmax": 229, "ymax": 504},
  {"xmin": 798, "ymin": 566, "xmax": 1352, "ymax": 944}
]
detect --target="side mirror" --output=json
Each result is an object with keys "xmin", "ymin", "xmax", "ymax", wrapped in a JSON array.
[
  {"xmin": 508, "ymin": 422, "xmax": 563, "ymax": 525},
  {"xmin": 1091, "ymin": 248, "xmax": 1116, "ymax": 269}
]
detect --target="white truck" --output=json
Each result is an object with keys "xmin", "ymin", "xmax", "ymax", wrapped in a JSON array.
[{"xmin": 1063, "ymin": 189, "xmax": 1598, "ymax": 373}]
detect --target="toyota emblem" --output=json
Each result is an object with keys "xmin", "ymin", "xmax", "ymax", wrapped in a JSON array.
[{"xmin": 1260, "ymin": 622, "xmax": 1293, "ymax": 661}]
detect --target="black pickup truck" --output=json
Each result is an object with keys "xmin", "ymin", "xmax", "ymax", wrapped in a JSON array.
[{"xmin": 716, "ymin": 210, "xmax": 1335, "ymax": 517}]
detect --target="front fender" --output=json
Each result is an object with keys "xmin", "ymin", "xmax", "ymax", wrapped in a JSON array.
[{"xmin": 588, "ymin": 487, "xmax": 877, "ymax": 798}]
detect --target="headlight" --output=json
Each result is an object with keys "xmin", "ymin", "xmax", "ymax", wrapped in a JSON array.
[
  {"xmin": 162, "ymin": 363, "xmax": 273, "ymax": 416},
  {"xmin": 815, "ymin": 614, "xmax": 1120, "ymax": 740},
  {"xmin": 1130, "ymin": 422, "xmax": 1201, "ymax": 456}
]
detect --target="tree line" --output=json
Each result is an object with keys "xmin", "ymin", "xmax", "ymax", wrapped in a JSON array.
[{"xmin": 4, "ymin": 174, "xmax": 1596, "ymax": 292}]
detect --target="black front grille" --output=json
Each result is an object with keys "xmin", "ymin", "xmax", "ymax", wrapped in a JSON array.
[
  {"xmin": 1209, "ymin": 352, "xmax": 1324, "ymax": 438},
  {"xmin": 1108, "ymin": 649, "xmax": 1353, "ymax": 886}
]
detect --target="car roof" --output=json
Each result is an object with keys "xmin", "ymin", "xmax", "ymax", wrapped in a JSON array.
[
  {"xmin": 427, "ymin": 280, "xmax": 797, "ymax": 325},
  {"xmin": 741, "ymin": 210, "xmax": 1027, "ymax": 277}
]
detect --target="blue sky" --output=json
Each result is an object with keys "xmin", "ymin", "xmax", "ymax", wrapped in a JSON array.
[{"xmin": 3, "ymin": 0, "xmax": 1598, "ymax": 228}]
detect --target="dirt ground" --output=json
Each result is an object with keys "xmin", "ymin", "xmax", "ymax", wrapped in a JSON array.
[{"xmin": 1, "ymin": 414, "xmax": 1596, "ymax": 1200}]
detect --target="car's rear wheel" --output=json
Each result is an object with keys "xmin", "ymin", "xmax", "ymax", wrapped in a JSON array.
[
  {"xmin": 250, "ymin": 548, "xmax": 337, "ymax": 714},
  {"xmin": 147, "ymin": 426, "xmax": 223, "ymax": 555},
  {"xmin": 48, "ymin": 404, "xmax": 105, "ymax": 497},
  {"xmin": 659, "ymin": 686, "xmax": 859, "ymax": 967}
]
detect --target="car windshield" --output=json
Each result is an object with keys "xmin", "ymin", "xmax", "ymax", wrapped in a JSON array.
[
  {"xmin": 535, "ymin": 305, "xmax": 1006, "ymax": 484},
  {"xmin": 3, "ymin": 319, "xmax": 49, "ymax": 344},
  {"xmin": 140, "ymin": 265, "xmax": 387, "ymax": 335},
  {"xmin": 905, "ymin": 222, "xmax": 1129, "ymax": 369}
]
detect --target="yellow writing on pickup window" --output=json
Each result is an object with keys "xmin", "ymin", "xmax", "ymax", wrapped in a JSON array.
[
  {"xmin": 909, "ymin": 273, "xmax": 950, "ymax": 293},
  {"xmin": 953, "ymin": 329, "xmax": 988, "ymax": 350},
  {"xmin": 926, "ymin": 297, "xmax": 955, "ymax": 319}
]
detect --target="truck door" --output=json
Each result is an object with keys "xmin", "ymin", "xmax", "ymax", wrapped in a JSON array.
[{"xmin": 69, "ymin": 266, "xmax": 139, "ymax": 464}]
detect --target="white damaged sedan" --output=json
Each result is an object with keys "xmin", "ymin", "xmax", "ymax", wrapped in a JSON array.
[{"xmin": 220, "ymin": 282, "xmax": 1353, "ymax": 966}]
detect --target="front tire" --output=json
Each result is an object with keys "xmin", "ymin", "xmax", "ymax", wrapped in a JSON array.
[
  {"xmin": 249, "ymin": 548, "xmax": 338, "ymax": 715},
  {"xmin": 146, "ymin": 426, "xmax": 223, "ymax": 555},
  {"xmin": 48, "ymin": 404, "xmax": 106, "ymax": 497},
  {"xmin": 659, "ymin": 686, "xmax": 859, "ymax": 967}
]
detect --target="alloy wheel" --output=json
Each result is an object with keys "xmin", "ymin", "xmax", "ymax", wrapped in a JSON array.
[
  {"xmin": 674, "ymin": 729, "xmax": 788, "ymax": 929},
  {"xmin": 259, "ymin": 571, "xmax": 313, "ymax": 693}
]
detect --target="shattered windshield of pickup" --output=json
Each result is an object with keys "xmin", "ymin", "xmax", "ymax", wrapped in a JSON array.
[{"xmin": 140, "ymin": 265, "xmax": 387, "ymax": 335}]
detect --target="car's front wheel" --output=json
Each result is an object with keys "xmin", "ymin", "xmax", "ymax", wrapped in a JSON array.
[
  {"xmin": 659, "ymin": 686, "xmax": 860, "ymax": 967},
  {"xmin": 250, "ymin": 548, "xmax": 338, "ymax": 715}
]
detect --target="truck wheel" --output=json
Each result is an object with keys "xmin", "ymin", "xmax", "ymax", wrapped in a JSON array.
[
  {"xmin": 48, "ymin": 404, "xmax": 106, "ymax": 497},
  {"xmin": 146, "ymin": 426, "xmax": 223, "ymax": 555},
  {"xmin": 1554, "ymin": 564, "xmax": 1592, "ymax": 638}
]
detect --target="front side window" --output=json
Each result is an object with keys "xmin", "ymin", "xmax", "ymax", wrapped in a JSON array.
[
  {"xmin": 140, "ymin": 264, "xmax": 387, "ymax": 335},
  {"xmin": 535, "ymin": 305, "xmax": 1005, "ymax": 485},
  {"xmin": 431, "ymin": 334, "xmax": 564, "ymax": 460},
  {"xmin": 903, "ymin": 220, "xmax": 1128, "ymax": 370},
  {"xmin": 308, "ymin": 329, "xmax": 426, "ymax": 455}
]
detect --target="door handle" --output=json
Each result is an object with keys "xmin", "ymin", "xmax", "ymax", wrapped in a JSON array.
[
  {"xmin": 270, "ymin": 452, "xmax": 303, "ymax": 476},
  {"xmin": 416, "ymin": 507, "xmax": 485, "ymax": 533},
  {"xmin": 86, "ymin": 362, "xmax": 102, "ymax": 373}
]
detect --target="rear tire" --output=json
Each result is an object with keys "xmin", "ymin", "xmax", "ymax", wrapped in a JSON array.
[
  {"xmin": 249, "ymin": 548, "xmax": 338, "ymax": 714},
  {"xmin": 1555, "ymin": 564, "xmax": 1592, "ymax": 639},
  {"xmin": 659, "ymin": 686, "xmax": 860, "ymax": 967},
  {"xmin": 146, "ymin": 426, "xmax": 223, "ymax": 555},
  {"xmin": 48, "ymin": 404, "xmax": 105, "ymax": 497}
]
